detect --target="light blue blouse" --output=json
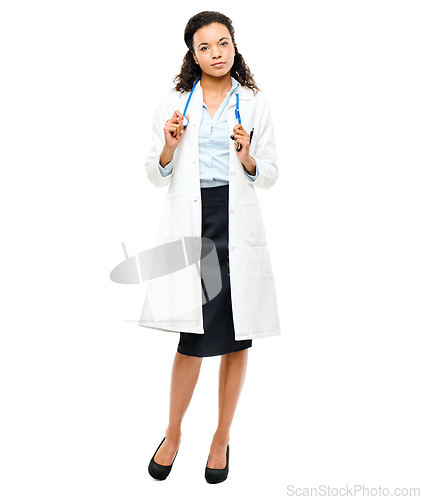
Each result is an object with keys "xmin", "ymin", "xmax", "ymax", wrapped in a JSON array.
[{"xmin": 158, "ymin": 77, "xmax": 259, "ymax": 186}]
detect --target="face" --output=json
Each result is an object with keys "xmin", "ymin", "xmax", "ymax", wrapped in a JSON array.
[{"xmin": 192, "ymin": 23, "xmax": 235, "ymax": 77}]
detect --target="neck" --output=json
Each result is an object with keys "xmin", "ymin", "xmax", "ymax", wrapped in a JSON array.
[{"xmin": 199, "ymin": 72, "xmax": 232, "ymax": 96}]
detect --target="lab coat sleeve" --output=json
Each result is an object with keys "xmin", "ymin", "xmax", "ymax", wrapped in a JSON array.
[
  {"xmin": 245, "ymin": 94, "xmax": 278, "ymax": 190},
  {"xmin": 243, "ymin": 161, "xmax": 260, "ymax": 181},
  {"xmin": 158, "ymin": 157, "xmax": 174, "ymax": 177},
  {"xmin": 144, "ymin": 95, "xmax": 175, "ymax": 187}
]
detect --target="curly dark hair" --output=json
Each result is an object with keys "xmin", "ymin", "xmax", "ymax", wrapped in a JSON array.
[{"xmin": 173, "ymin": 11, "xmax": 260, "ymax": 95}]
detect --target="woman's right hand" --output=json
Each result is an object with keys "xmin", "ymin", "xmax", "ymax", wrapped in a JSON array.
[{"xmin": 163, "ymin": 110, "xmax": 189, "ymax": 150}]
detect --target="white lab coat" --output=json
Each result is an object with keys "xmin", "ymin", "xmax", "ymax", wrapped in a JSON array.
[{"xmin": 138, "ymin": 81, "xmax": 281, "ymax": 340}]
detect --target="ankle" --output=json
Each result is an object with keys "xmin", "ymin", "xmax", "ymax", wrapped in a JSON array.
[
  {"xmin": 165, "ymin": 427, "xmax": 182, "ymax": 441},
  {"xmin": 212, "ymin": 430, "xmax": 230, "ymax": 445}
]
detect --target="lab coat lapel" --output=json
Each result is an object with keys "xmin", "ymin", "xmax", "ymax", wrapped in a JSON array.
[
  {"xmin": 226, "ymin": 85, "xmax": 253, "ymax": 131},
  {"xmin": 189, "ymin": 81, "xmax": 204, "ymax": 126}
]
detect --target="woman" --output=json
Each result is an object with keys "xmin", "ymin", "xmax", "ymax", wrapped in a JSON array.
[{"xmin": 143, "ymin": 11, "xmax": 281, "ymax": 483}]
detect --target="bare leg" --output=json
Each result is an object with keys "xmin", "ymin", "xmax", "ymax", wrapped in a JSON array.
[
  {"xmin": 207, "ymin": 348, "xmax": 249, "ymax": 468},
  {"xmin": 154, "ymin": 351, "xmax": 203, "ymax": 465}
]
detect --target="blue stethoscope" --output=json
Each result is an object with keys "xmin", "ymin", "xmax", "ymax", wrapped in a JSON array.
[{"xmin": 182, "ymin": 76, "xmax": 241, "ymax": 127}]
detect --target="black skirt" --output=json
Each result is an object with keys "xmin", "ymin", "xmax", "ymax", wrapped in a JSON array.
[{"xmin": 177, "ymin": 184, "xmax": 252, "ymax": 358}]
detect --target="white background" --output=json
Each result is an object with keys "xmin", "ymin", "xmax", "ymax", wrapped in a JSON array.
[{"xmin": 1, "ymin": 0, "xmax": 420, "ymax": 498}]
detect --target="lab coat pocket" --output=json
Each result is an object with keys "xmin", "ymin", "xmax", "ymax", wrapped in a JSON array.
[
  {"xmin": 161, "ymin": 191, "xmax": 187, "ymax": 242},
  {"xmin": 240, "ymin": 199, "xmax": 267, "ymax": 246}
]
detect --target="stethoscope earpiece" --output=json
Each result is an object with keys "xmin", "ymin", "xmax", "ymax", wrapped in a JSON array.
[{"xmin": 230, "ymin": 134, "xmax": 242, "ymax": 152}]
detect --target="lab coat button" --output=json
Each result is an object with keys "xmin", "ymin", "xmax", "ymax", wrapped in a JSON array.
[
  {"xmin": 229, "ymin": 207, "xmax": 235, "ymax": 214},
  {"xmin": 230, "ymin": 244, "xmax": 235, "ymax": 251},
  {"xmin": 230, "ymin": 170, "xmax": 236, "ymax": 176}
]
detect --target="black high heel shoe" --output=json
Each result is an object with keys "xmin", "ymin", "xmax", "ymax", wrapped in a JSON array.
[
  {"xmin": 205, "ymin": 444, "xmax": 229, "ymax": 484},
  {"xmin": 148, "ymin": 437, "xmax": 179, "ymax": 480}
]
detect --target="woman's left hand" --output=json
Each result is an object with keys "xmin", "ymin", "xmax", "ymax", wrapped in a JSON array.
[{"xmin": 232, "ymin": 124, "xmax": 251, "ymax": 163}]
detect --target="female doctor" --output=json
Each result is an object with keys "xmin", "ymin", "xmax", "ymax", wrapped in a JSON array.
[{"xmin": 145, "ymin": 11, "xmax": 280, "ymax": 483}]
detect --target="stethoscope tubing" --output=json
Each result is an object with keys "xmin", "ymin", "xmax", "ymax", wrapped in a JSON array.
[
  {"xmin": 182, "ymin": 77, "xmax": 201, "ymax": 127},
  {"xmin": 182, "ymin": 76, "xmax": 241, "ymax": 129}
]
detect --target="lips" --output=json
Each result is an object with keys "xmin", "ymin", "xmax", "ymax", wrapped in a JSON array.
[{"xmin": 212, "ymin": 62, "xmax": 225, "ymax": 67}]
